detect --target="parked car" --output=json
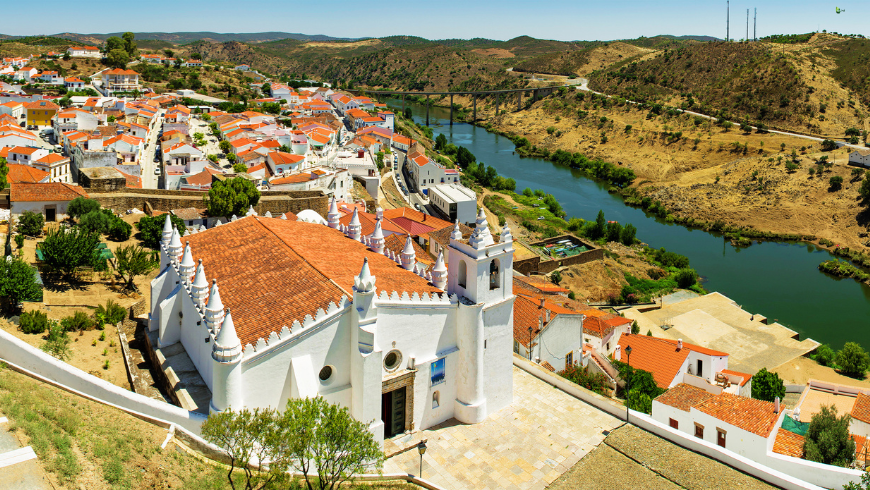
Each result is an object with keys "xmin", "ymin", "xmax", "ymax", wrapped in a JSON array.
[{"xmin": 154, "ymin": 167, "xmax": 161, "ymax": 175}]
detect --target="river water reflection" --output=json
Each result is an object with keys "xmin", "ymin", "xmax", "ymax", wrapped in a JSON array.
[{"xmin": 389, "ymin": 100, "xmax": 870, "ymax": 349}]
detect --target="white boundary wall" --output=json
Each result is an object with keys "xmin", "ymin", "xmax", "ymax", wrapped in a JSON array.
[
  {"xmin": 0, "ymin": 329, "xmax": 208, "ymax": 437},
  {"xmin": 512, "ymin": 354, "xmax": 862, "ymax": 490}
]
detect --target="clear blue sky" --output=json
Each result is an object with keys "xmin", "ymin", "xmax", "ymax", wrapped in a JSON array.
[{"xmin": 3, "ymin": 0, "xmax": 867, "ymax": 41}]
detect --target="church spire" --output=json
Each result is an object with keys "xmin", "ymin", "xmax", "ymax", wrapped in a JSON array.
[
  {"xmin": 369, "ymin": 219, "xmax": 385, "ymax": 254},
  {"xmin": 191, "ymin": 259, "xmax": 209, "ymax": 308},
  {"xmin": 400, "ymin": 235, "xmax": 416, "ymax": 271},
  {"xmin": 347, "ymin": 208, "xmax": 362, "ymax": 241},
  {"xmin": 354, "ymin": 257, "xmax": 376, "ymax": 293},
  {"xmin": 179, "ymin": 241, "xmax": 196, "ymax": 283},
  {"xmin": 212, "ymin": 309, "xmax": 242, "ymax": 362},
  {"xmin": 327, "ymin": 197, "xmax": 340, "ymax": 229},
  {"xmin": 161, "ymin": 214, "xmax": 173, "ymax": 246},
  {"xmin": 205, "ymin": 279, "xmax": 225, "ymax": 333},
  {"xmin": 469, "ymin": 208, "xmax": 494, "ymax": 249},
  {"xmin": 431, "ymin": 249, "xmax": 447, "ymax": 290},
  {"xmin": 168, "ymin": 226, "xmax": 183, "ymax": 263}
]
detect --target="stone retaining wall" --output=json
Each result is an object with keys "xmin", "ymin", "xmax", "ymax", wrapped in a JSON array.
[
  {"xmin": 88, "ymin": 188, "xmax": 328, "ymax": 217},
  {"xmin": 513, "ymin": 234, "xmax": 604, "ymax": 275}
]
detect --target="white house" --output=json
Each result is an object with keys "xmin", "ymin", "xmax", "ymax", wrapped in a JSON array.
[
  {"xmin": 7, "ymin": 146, "xmax": 49, "ymax": 165},
  {"xmin": 407, "ymin": 150, "xmax": 460, "ymax": 194},
  {"xmin": 13, "ymin": 67, "xmax": 37, "ymax": 83},
  {"xmin": 850, "ymin": 149, "xmax": 870, "ymax": 167},
  {"xmin": 67, "ymin": 46, "xmax": 101, "ymax": 58},
  {"xmin": 182, "ymin": 60, "xmax": 203, "ymax": 68},
  {"xmin": 33, "ymin": 153, "xmax": 72, "ymax": 183},
  {"xmin": 377, "ymin": 111, "xmax": 395, "ymax": 131},
  {"xmin": 652, "ymin": 383, "xmax": 785, "ymax": 460},
  {"xmin": 614, "ymin": 333, "xmax": 752, "ymax": 397},
  {"xmin": 163, "ymin": 142, "xmax": 204, "ymax": 166},
  {"xmin": 429, "ymin": 184, "xmax": 477, "ymax": 226},
  {"xmin": 10, "ymin": 182, "xmax": 89, "ymax": 221},
  {"xmin": 149, "ymin": 204, "xmax": 515, "ymax": 443},
  {"xmin": 64, "ymin": 78, "xmax": 85, "ymax": 91},
  {"xmin": 0, "ymin": 101, "xmax": 23, "ymax": 119},
  {"xmin": 37, "ymin": 71, "xmax": 62, "ymax": 84}
]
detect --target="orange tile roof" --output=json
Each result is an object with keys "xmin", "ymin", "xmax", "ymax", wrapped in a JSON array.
[
  {"xmin": 24, "ymin": 100, "xmax": 59, "ymax": 111},
  {"xmin": 616, "ymin": 334, "xmax": 730, "ymax": 388},
  {"xmin": 7, "ymin": 164, "xmax": 49, "ymax": 183},
  {"xmin": 183, "ymin": 216, "xmax": 441, "ymax": 346},
  {"xmin": 772, "ymin": 429, "xmax": 804, "ymax": 458},
  {"xmin": 513, "ymin": 293, "xmax": 581, "ymax": 348},
  {"xmin": 184, "ymin": 167, "xmax": 223, "ymax": 186},
  {"xmin": 339, "ymin": 210, "xmax": 406, "ymax": 236},
  {"xmin": 383, "ymin": 234, "xmax": 434, "ymax": 266},
  {"xmin": 852, "ymin": 393, "xmax": 870, "ymax": 424},
  {"xmin": 540, "ymin": 361, "xmax": 556, "ymax": 372},
  {"xmin": 104, "ymin": 68, "xmax": 139, "ymax": 75},
  {"xmin": 653, "ymin": 383, "xmax": 715, "ymax": 412},
  {"xmin": 35, "ymin": 153, "xmax": 68, "ymax": 165},
  {"xmin": 695, "ymin": 392, "xmax": 780, "ymax": 437},
  {"xmin": 268, "ymin": 151, "xmax": 305, "ymax": 166},
  {"xmin": 513, "ymin": 274, "xmax": 570, "ymax": 294},
  {"xmin": 10, "ymin": 146, "xmax": 41, "ymax": 155},
  {"xmin": 116, "ymin": 169, "xmax": 142, "ymax": 189},
  {"xmin": 10, "ymin": 182, "xmax": 88, "ymax": 202},
  {"xmin": 582, "ymin": 316, "xmax": 617, "ymax": 339},
  {"xmin": 720, "ymin": 369, "xmax": 752, "ymax": 387},
  {"xmin": 382, "ymin": 207, "xmax": 452, "ymax": 232}
]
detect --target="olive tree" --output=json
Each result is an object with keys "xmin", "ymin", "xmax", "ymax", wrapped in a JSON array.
[
  {"xmin": 0, "ymin": 256, "xmax": 42, "ymax": 313},
  {"xmin": 804, "ymin": 404, "xmax": 855, "ymax": 467},
  {"xmin": 836, "ymin": 342, "xmax": 870, "ymax": 378},
  {"xmin": 751, "ymin": 367, "xmax": 785, "ymax": 402},
  {"xmin": 115, "ymin": 245, "xmax": 157, "ymax": 291},
  {"xmin": 204, "ymin": 177, "xmax": 260, "ymax": 219}
]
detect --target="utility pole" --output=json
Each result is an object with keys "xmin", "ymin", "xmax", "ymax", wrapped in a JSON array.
[
  {"xmin": 754, "ymin": 8, "xmax": 757, "ymax": 42},
  {"xmin": 746, "ymin": 9, "xmax": 749, "ymax": 42},
  {"xmin": 726, "ymin": 0, "xmax": 730, "ymax": 41}
]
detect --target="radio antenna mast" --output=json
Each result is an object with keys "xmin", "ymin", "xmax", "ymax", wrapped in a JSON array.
[
  {"xmin": 746, "ymin": 9, "xmax": 749, "ymax": 41},
  {"xmin": 726, "ymin": 0, "xmax": 730, "ymax": 41},
  {"xmin": 753, "ymin": 8, "xmax": 757, "ymax": 41}
]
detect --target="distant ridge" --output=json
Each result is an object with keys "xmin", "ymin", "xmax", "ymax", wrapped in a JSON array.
[{"xmin": 49, "ymin": 32, "xmax": 361, "ymax": 44}]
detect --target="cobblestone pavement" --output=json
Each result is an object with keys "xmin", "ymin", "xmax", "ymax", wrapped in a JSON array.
[
  {"xmin": 549, "ymin": 424, "xmax": 777, "ymax": 490},
  {"xmin": 383, "ymin": 366, "xmax": 621, "ymax": 490}
]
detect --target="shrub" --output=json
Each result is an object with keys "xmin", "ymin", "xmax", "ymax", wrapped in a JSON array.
[
  {"xmin": 96, "ymin": 300, "xmax": 126, "ymax": 326},
  {"xmin": 14, "ymin": 234, "xmax": 24, "ymax": 249},
  {"xmin": 67, "ymin": 197, "xmax": 101, "ymax": 219},
  {"xmin": 61, "ymin": 311, "xmax": 94, "ymax": 332},
  {"xmin": 836, "ymin": 342, "xmax": 870, "ymax": 378},
  {"xmin": 674, "ymin": 268, "xmax": 698, "ymax": 288},
  {"xmin": 627, "ymin": 389, "xmax": 653, "ymax": 414},
  {"xmin": 41, "ymin": 321, "xmax": 71, "ymax": 360},
  {"xmin": 107, "ymin": 218, "xmax": 132, "ymax": 241},
  {"xmin": 17, "ymin": 211, "xmax": 45, "ymax": 236},
  {"xmin": 751, "ymin": 368, "xmax": 785, "ymax": 401},
  {"xmin": 560, "ymin": 365, "xmax": 611, "ymax": 396},
  {"xmin": 804, "ymin": 405, "xmax": 855, "ymax": 467},
  {"xmin": 821, "ymin": 139, "xmax": 836, "ymax": 151},
  {"xmin": 814, "ymin": 344, "xmax": 835, "ymax": 366},
  {"xmin": 19, "ymin": 310, "xmax": 50, "ymax": 334},
  {"xmin": 829, "ymin": 175, "xmax": 843, "ymax": 191},
  {"xmin": 78, "ymin": 210, "xmax": 112, "ymax": 235}
]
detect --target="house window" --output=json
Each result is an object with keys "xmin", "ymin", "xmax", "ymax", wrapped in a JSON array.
[
  {"xmin": 432, "ymin": 391, "xmax": 440, "ymax": 409},
  {"xmin": 457, "ymin": 260, "xmax": 467, "ymax": 288},
  {"xmin": 717, "ymin": 429, "xmax": 726, "ymax": 448},
  {"xmin": 669, "ymin": 418, "xmax": 678, "ymax": 430},
  {"xmin": 694, "ymin": 424, "xmax": 704, "ymax": 439},
  {"xmin": 565, "ymin": 351, "xmax": 573, "ymax": 370},
  {"xmin": 431, "ymin": 358, "xmax": 445, "ymax": 386},
  {"xmin": 514, "ymin": 340, "xmax": 520, "ymax": 354}
]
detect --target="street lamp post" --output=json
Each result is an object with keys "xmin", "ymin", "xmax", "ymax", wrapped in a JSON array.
[
  {"xmin": 625, "ymin": 345, "xmax": 633, "ymax": 424},
  {"xmin": 528, "ymin": 326, "xmax": 533, "ymax": 361},
  {"xmin": 417, "ymin": 440, "xmax": 427, "ymax": 479}
]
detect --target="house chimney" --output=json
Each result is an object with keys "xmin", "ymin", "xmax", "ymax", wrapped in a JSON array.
[
  {"xmin": 545, "ymin": 309, "xmax": 551, "ymax": 323},
  {"xmin": 539, "ymin": 298, "xmax": 545, "ymax": 309},
  {"xmin": 614, "ymin": 345, "xmax": 621, "ymax": 360},
  {"xmin": 677, "ymin": 339, "xmax": 683, "ymax": 350},
  {"xmin": 775, "ymin": 397, "xmax": 780, "ymax": 414},
  {"xmin": 535, "ymin": 357, "xmax": 540, "ymax": 364}
]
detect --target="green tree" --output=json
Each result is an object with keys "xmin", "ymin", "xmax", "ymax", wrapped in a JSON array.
[
  {"xmin": 115, "ymin": 245, "xmax": 157, "ymax": 291},
  {"xmin": 78, "ymin": 210, "xmax": 112, "ymax": 235},
  {"xmin": 804, "ymin": 404, "xmax": 855, "ymax": 467},
  {"xmin": 108, "ymin": 218, "xmax": 132, "ymax": 241},
  {"xmin": 219, "ymin": 140, "xmax": 232, "ymax": 153},
  {"xmin": 675, "ymin": 268, "xmax": 698, "ymax": 288},
  {"xmin": 627, "ymin": 390, "xmax": 653, "ymax": 414},
  {"xmin": 814, "ymin": 344, "xmax": 835, "ymax": 366},
  {"xmin": 232, "ymin": 163, "xmax": 248, "ymax": 173},
  {"xmin": 836, "ymin": 342, "xmax": 870, "ymax": 378},
  {"xmin": 631, "ymin": 320, "xmax": 640, "ymax": 335},
  {"xmin": 403, "ymin": 107, "xmax": 412, "ymax": 119},
  {"xmin": 67, "ymin": 197, "xmax": 101, "ymax": 219},
  {"xmin": 17, "ymin": 211, "xmax": 45, "ymax": 236},
  {"xmin": 821, "ymin": 139, "xmax": 837, "ymax": 151},
  {"xmin": 122, "ymin": 32, "xmax": 137, "ymax": 58},
  {"xmin": 135, "ymin": 214, "xmax": 186, "ymax": 249},
  {"xmin": 0, "ymin": 256, "xmax": 42, "ymax": 313},
  {"xmin": 201, "ymin": 407, "xmax": 279, "ymax": 490},
  {"xmin": 434, "ymin": 133, "xmax": 448, "ymax": 151},
  {"xmin": 279, "ymin": 397, "xmax": 385, "ymax": 490},
  {"xmin": 861, "ymin": 175, "xmax": 870, "ymax": 202},
  {"xmin": 106, "ymin": 49, "xmax": 130, "ymax": 69},
  {"xmin": 0, "ymin": 156, "xmax": 7, "ymax": 190},
  {"xmin": 550, "ymin": 270, "xmax": 562, "ymax": 285},
  {"xmin": 104, "ymin": 36, "xmax": 125, "ymax": 53},
  {"xmin": 594, "ymin": 210, "xmax": 606, "ymax": 239},
  {"xmin": 620, "ymin": 223, "xmax": 637, "ymax": 245},
  {"xmin": 751, "ymin": 367, "xmax": 785, "ymax": 401},
  {"xmin": 226, "ymin": 153, "xmax": 237, "ymax": 163},
  {"xmin": 829, "ymin": 175, "xmax": 844, "ymax": 191},
  {"xmin": 204, "ymin": 177, "xmax": 261, "ymax": 219},
  {"xmin": 40, "ymin": 225, "xmax": 101, "ymax": 278}
]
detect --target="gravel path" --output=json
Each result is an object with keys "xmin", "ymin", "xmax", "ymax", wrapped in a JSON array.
[{"xmin": 548, "ymin": 425, "xmax": 777, "ymax": 490}]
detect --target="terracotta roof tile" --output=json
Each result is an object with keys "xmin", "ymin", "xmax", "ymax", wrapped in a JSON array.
[
  {"xmin": 183, "ymin": 217, "xmax": 440, "ymax": 347},
  {"xmin": 540, "ymin": 361, "xmax": 556, "ymax": 372},
  {"xmin": 695, "ymin": 392, "xmax": 780, "ymax": 437},
  {"xmin": 10, "ymin": 182, "xmax": 88, "ymax": 202},
  {"xmin": 852, "ymin": 393, "xmax": 870, "ymax": 424},
  {"xmin": 654, "ymin": 383, "xmax": 715, "ymax": 412},
  {"xmin": 7, "ymin": 164, "xmax": 49, "ymax": 183},
  {"xmin": 772, "ymin": 429, "xmax": 804, "ymax": 458},
  {"xmin": 616, "ymin": 334, "xmax": 728, "ymax": 389},
  {"xmin": 383, "ymin": 234, "xmax": 435, "ymax": 266},
  {"xmin": 721, "ymin": 369, "xmax": 752, "ymax": 387}
]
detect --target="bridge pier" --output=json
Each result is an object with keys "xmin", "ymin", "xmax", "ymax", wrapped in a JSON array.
[
  {"xmin": 495, "ymin": 94, "xmax": 499, "ymax": 117},
  {"xmin": 473, "ymin": 96, "xmax": 477, "ymax": 122},
  {"xmin": 449, "ymin": 94, "xmax": 453, "ymax": 125},
  {"xmin": 517, "ymin": 91, "xmax": 522, "ymax": 111},
  {"xmin": 402, "ymin": 95, "xmax": 405, "ymax": 116},
  {"xmin": 533, "ymin": 89, "xmax": 539, "ymax": 102},
  {"xmin": 426, "ymin": 95, "xmax": 430, "ymax": 126}
]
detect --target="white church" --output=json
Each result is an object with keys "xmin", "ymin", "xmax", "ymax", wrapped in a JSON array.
[{"xmin": 149, "ymin": 199, "xmax": 516, "ymax": 442}]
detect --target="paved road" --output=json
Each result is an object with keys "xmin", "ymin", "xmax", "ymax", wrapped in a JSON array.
[
  {"xmin": 0, "ymin": 415, "xmax": 52, "ymax": 489},
  {"xmin": 575, "ymin": 78, "xmax": 863, "ymax": 151},
  {"xmin": 139, "ymin": 110, "xmax": 164, "ymax": 189}
]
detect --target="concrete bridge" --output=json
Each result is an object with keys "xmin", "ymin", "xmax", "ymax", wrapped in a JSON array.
[{"xmin": 347, "ymin": 85, "xmax": 568, "ymax": 125}]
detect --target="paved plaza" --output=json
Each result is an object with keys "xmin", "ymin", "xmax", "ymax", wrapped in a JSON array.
[{"xmin": 383, "ymin": 366, "xmax": 621, "ymax": 490}]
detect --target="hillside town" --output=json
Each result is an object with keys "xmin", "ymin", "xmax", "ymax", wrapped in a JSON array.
[{"xmin": 2, "ymin": 32, "xmax": 870, "ymax": 490}]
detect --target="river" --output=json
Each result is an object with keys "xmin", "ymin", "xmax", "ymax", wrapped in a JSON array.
[{"xmin": 388, "ymin": 100, "xmax": 870, "ymax": 350}]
